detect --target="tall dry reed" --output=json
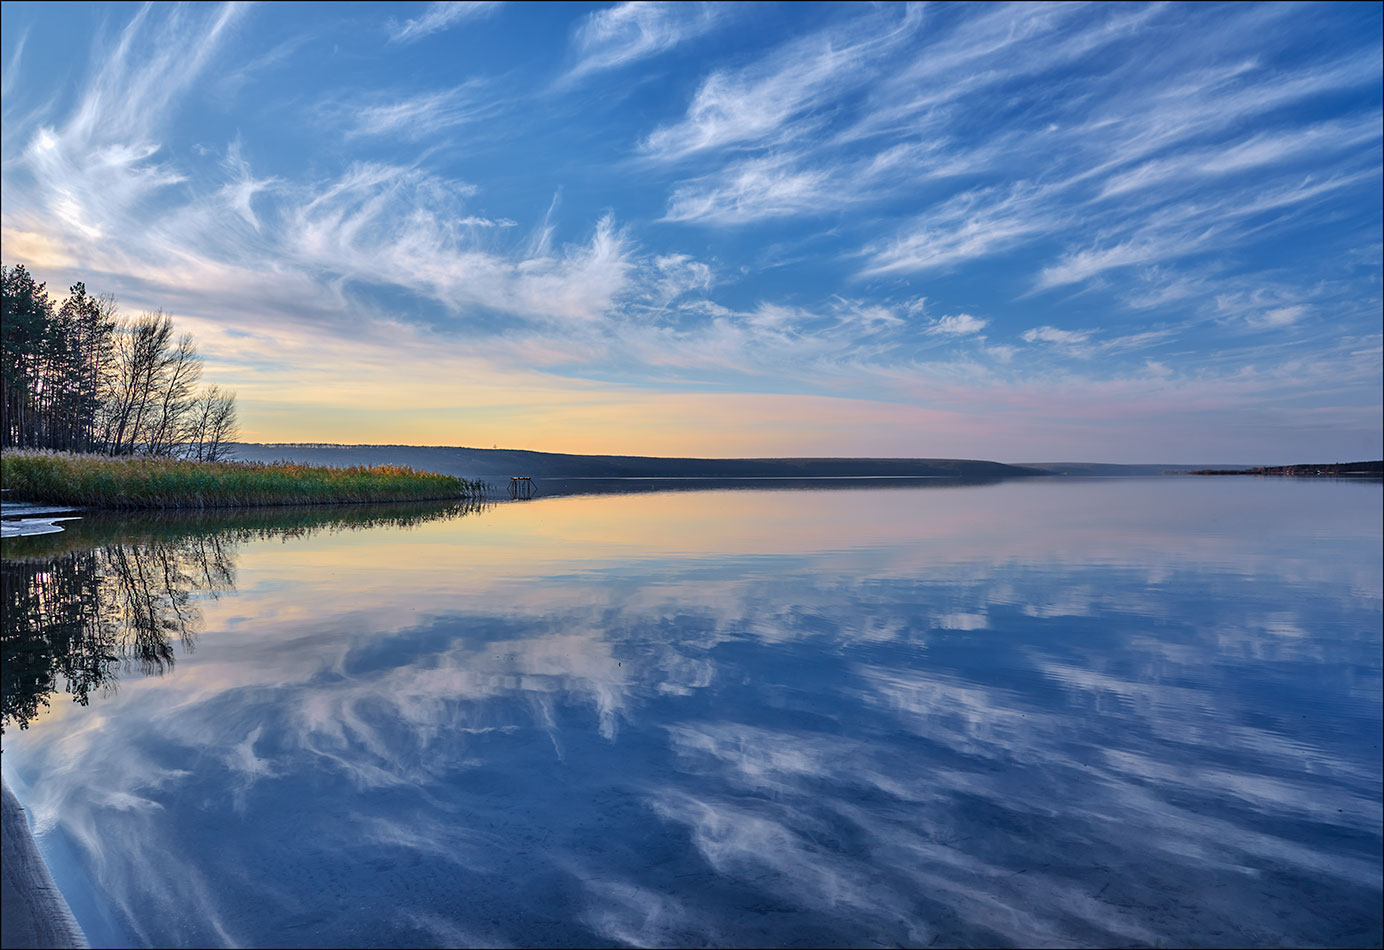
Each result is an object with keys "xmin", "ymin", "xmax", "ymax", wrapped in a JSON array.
[{"xmin": 1, "ymin": 450, "xmax": 484, "ymax": 509}]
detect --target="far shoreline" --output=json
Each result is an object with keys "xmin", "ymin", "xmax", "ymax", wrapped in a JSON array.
[{"xmin": 1187, "ymin": 460, "xmax": 1383, "ymax": 478}]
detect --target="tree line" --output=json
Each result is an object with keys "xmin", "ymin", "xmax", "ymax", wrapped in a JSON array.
[{"xmin": 1, "ymin": 263, "xmax": 237, "ymax": 459}]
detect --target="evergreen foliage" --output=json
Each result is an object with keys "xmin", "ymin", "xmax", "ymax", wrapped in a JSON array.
[{"xmin": 1, "ymin": 263, "xmax": 237, "ymax": 457}]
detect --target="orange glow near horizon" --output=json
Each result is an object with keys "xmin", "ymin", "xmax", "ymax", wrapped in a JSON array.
[
  {"xmin": 0, "ymin": 239, "xmax": 1209, "ymax": 462},
  {"xmin": 231, "ymin": 390, "xmax": 983, "ymax": 458},
  {"xmin": 6, "ymin": 239, "xmax": 1377, "ymax": 464},
  {"xmin": 0, "ymin": 243, "xmax": 980, "ymax": 457}
]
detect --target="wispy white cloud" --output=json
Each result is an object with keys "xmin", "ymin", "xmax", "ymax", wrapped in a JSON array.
[
  {"xmin": 663, "ymin": 155, "xmax": 833, "ymax": 224},
  {"xmin": 386, "ymin": 1, "xmax": 502, "ymax": 44},
  {"xmin": 660, "ymin": 140, "xmax": 981, "ymax": 225},
  {"xmin": 1025, "ymin": 161, "xmax": 1376, "ymax": 295},
  {"xmin": 927, "ymin": 314, "xmax": 988, "ymax": 336},
  {"xmin": 1011, "ymin": 325, "xmax": 1182, "ymax": 362},
  {"xmin": 861, "ymin": 184, "xmax": 1058, "ymax": 276},
  {"xmin": 9, "ymin": 3, "xmax": 245, "ymax": 242},
  {"xmin": 842, "ymin": 1, "xmax": 1164, "ymax": 143},
  {"xmin": 1034, "ymin": 232, "xmax": 1212, "ymax": 292},
  {"xmin": 334, "ymin": 82, "xmax": 495, "ymax": 140},
  {"xmin": 1120, "ymin": 267, "xmax": 1216, "ymax": 311},
  {"xmin": 640, "ymin": 5, "xmax": 920, "ymax": 161},
  {"xmin": 1022, "ymin": 326, "xmax": 1092, "ymax": 346},
  {"xmin": 857, "ymin": 47, "xmax": 1378, "ymax": 288},
  {"xmin": 210, "ymin": 33, "xmax": 314, "ymax": 105},
  {"xmin": 1, "ymin": 27, "xmax": 25, "ymax": 100},
  {"xmin": 566, "ymin": 2, "xmax": 721, "ymax": 82},
  {"xmin": 281, "ymin": 163, "xmax": 635, "ymax": 325},
  {"xmin": 3, "ymin": 3, "xmax": 640, "ymax": 339},
  {"xmin": 1100, "ymin": 329, "xmax": 1180, "ymax": 354},
  {"xmin": 1075, "ymin": 45, "xmax": 1382, "ymax": 185},
  {"xmin": 1257, "ymin": 306, "xmax": 1306, "ymax": 327},
  {"xmin": 644, "ymin": 253, "xmax": 713, "ymax": 307},
  {"xmin": 457, "ymin": 215, "xmax": 518, "ymax": 228},
  {"xmin": 645, "ymin": 2, "xmax": 1162, "ymax": 232},
  {"xmin": 0, "ymin": 1, "xmax": 1376, "ymax": 459},
  {"xmin": 1097, "ymin": 114, "xmax": 1383, "ymax": 199},
  {"xmin": 1214, "ymin": 288, "xmax": 1316, "ymax": 331},
  {"xmin": 632, "ymin": 0, "xmax": 1379, "ymax": 368},
  {"xmin": 1032, "ymin": 168, "xmax": 1377, "ymax": 293},
  {"xmin": 66, "ymin": 3, "xmax": 245, "ymax": 145},
  {"xmin": 218, "ymin": 139, "xmax": 277, "ymax": 231}
]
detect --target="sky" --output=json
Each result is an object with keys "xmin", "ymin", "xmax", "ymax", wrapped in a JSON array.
[{"xmin": 0, "ymin": 1, "xmax": 1380, "ymax": 462}]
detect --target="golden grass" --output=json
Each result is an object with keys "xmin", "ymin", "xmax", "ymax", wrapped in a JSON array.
[{"xmin": 1, "ymin": 450, "xmax": 484, "ymax": 509}]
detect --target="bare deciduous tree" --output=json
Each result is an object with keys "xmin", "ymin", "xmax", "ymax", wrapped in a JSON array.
[
  {"xmin": 3, "ymin": 265, "xmax": 239, "ymax": 459},
  {"xmin": 187, "ymin": 385, "xmax": 239, "ymax": 461},
  {"xmin": 145, "ymin": 332, "xmax": 202, "ymax": 457}
]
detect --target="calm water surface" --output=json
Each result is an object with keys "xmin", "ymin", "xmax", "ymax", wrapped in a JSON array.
[{"xmin": 2, "ymin": 478, "xmax": 1380, "ymax": 948}]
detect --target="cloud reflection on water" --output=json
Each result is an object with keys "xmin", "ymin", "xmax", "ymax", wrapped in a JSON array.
[{"xmin": 1, "ymin": 479, "xmax": 1380, "ymax": 948}]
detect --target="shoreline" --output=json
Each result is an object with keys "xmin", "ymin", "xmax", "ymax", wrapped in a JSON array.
[
  {"xmin": 1, "ymin": 777, "xmax": 87, "ymax": 949},
  {"xmin": 1187, "ymin": 461, "xmax": 1383, "ymax": 478},
  {"xmin": 1, "ymin": 451, "xmax": 486, "ymax": 510},
  {"xmin": 0, "ymin": 501, "xmax": 82, "ymax": 538}
]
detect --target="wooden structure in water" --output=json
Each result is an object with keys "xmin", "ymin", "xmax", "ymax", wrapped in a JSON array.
[{"xmin": 509, "ymin": 476, "xmax": 535, "ymax": 499}]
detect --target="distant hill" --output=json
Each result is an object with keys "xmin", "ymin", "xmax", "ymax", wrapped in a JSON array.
[
  {"xmin": 230, "ymin": 444, "xmax": 1049, "ymax": 482},
  {"xmin": 1020, "ymin": 462, "xmax": 1254, "ymax": 476},
  {"xmin": 1188, "ymin": 460, "xmax": 1383, "ymax": 477}
]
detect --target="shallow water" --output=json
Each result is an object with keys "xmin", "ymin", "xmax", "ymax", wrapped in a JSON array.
[{"xmin": 2, "ymin": 477, "xmax": 1380, "ymax": 948}]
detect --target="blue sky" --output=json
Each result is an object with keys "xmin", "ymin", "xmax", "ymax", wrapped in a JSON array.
[{"xmin": 1, "ymin": 1, "xmax": 1380, "ymax": 461}]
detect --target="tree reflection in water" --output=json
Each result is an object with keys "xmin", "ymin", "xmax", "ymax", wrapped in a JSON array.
[{"xmin": 1, "ymin": 500, "xmax": 485, "ymax": 731}]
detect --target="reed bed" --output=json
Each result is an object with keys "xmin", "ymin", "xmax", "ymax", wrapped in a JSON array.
[{"xmin": 1, "ymin": 450, "xmax": 484, "ymax": 509}]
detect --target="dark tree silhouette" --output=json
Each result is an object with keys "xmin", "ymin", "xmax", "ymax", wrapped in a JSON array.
[
  {"xmin": 1, "ymin": 263, "xmax": 238, "ymax": 456},
  {"xmin": 1, "ymin": 500, "xmax": 483, "ymax": 731}
]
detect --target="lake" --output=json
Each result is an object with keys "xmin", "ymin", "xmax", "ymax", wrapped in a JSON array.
[{"xmin": 2, "ymin": 477, "xmax": 1380, "ymax": 948}]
